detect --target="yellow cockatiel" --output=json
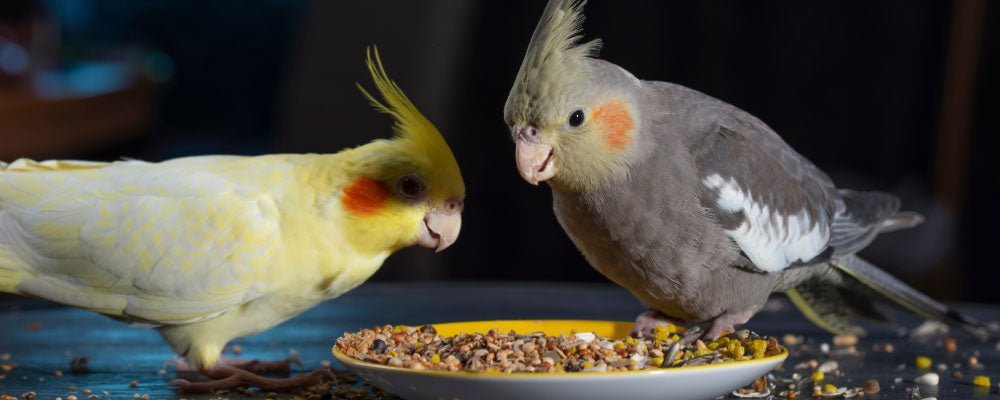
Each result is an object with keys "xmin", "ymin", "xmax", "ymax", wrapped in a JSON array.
[{"xmin": 0, "ymin": 48, "xmax": 464, "ymax": 390}]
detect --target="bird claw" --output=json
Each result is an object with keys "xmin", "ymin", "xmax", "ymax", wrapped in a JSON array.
[
  {"xmin": 169, "ymin": 366, "xmax": 328, "ymax": 393},
  {"xmin": 631, "ymin": 309, "xmax": 688, "ymax": 338}
]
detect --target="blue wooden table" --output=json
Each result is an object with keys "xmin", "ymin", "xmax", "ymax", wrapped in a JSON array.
[{"xmin": 1, "ymin": 282, "xmax": 999, "ymax": 399}]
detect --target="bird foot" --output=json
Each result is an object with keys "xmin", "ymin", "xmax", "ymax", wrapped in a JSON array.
[
  {"xmin": 691, "ymin": 311, "xmax": 754, "ymax": 342},
  {"xmin": 631, "ymin": 309, "xmax": 687, "ymax": 338},
  {"xmin": 166, "ymin": 356, "xmax": 302, "ymax": 375},
  {"xmin": 169, "ymin": 365, "xmax": 331, "ymax": 393}
]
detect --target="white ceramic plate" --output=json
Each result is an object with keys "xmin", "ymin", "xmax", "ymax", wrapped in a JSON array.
[
  {"xmin": 333, "ymin": 320, "xmax": 788, "ymax": 400},
  {"xmin": 333, "ymin": 320, "xmax": 787, "ymax": 400}
]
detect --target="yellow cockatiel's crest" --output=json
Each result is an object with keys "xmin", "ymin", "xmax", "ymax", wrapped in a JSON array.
[{"xmin": 357, "ymin": 47, "xmax": 465, "ymax": 202}]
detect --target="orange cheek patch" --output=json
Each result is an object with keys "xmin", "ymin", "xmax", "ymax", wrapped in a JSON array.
[
  {"xmin": 593, "ymin": 98, "xmax": 634, "ymax": 151},
  {"xmin": 342, "ymin": 176, "xmax": 389, "ymax": 216}
]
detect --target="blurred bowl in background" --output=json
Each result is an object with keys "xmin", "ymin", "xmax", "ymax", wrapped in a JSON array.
[
  {"xmin": 0, "ymin": 60, "xmax": 162, "ymax": 160},
  {"xmin": 0, "ymin": 0, "xmax": 172, "ymax": 161}
]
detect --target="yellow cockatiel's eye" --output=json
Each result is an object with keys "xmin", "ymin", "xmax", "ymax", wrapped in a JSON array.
[{"xmin": 396, "ymin": 175, "xmax": 425, "ymax": 200}]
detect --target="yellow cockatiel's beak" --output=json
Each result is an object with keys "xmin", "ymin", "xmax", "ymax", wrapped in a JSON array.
[{"xmin": 416, "ymin": 197, "xmax": 463, "ymax": 252}]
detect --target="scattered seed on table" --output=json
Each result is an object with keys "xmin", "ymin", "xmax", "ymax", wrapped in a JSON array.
[
  {"xmin": 864, "ymin": 379, "xmax": 880, "ymax": 394},
  {"xmin": 69, "ymin": 357, "xmax": 89, "ymax": 373},
  {"xmin": 832, "ymin": 334, "xmax": 857, "ymax": 347},
  {"xmin": 915, "ymin": 372, "xmax": 939, "ymax": 386},
  {"xmin": 943, "ymin": 337, "xmax": 957, "ymax": 353}
]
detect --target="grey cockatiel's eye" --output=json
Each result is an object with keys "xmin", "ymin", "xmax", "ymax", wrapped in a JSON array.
[{"xmin": 568, "ymin": 109, "xmax": 585, "ymax": 127}]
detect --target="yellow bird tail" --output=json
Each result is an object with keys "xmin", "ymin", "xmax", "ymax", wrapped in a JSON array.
[
  {"xmin": 0, "ymin": 159, "xmax": 90, "ymax": 293},
  {"xmin": 0, "ymin": 223, "xmax": 28, "ymax": 294}
]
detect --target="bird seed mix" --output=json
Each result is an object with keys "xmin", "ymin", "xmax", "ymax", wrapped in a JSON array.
[{"xmin": 336, "ymin": 324, "xmax": 784, "ymax": 373}]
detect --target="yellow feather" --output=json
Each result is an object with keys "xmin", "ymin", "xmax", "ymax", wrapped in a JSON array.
[
  {"xmin": 0, "ymin": 49, "xmax": 465, "ymax": 371},
  {"xmin": 357, "ymin": 46, "xmax": 465, "ymax": 201}
]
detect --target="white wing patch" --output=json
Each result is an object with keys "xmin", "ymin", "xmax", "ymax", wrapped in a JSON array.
[{"xmin": 703, "ymin": 174, "xmax": 829, "ymax": 272}]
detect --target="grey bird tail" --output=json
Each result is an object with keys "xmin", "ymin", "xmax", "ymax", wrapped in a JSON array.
[
  {"xmin": 786, "ymin": 278, "xmax": 888, "ymax": 336},
  {"xmin": 831, "ymin": 190, "xmax": 924, "ymax": 256},
  {"xmin": 832, "ymin": 254, "xmax": 998, "ymax": 341},
  {"xmin": 878, "ymin": 211, "xmax": 924, "ymax": 233}
]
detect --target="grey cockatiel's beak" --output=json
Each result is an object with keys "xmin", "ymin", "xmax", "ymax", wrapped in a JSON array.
[{"xmin": 513, "ymin": 125, "xmax": 556, "ymax": 185}]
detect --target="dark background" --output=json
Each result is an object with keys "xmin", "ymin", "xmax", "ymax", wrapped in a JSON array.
[{"xmin": 1, "ymin": 0, "xmax": 996, "ymax": 302}]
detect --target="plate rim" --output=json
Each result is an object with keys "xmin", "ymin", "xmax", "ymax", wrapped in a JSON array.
[{"xmin": 333, "ymin": 319, "xmax": 788, "ymax": 379}]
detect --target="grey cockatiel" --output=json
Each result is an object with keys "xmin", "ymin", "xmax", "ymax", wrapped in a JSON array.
[{"xmin": 504, "ymin": 0, "xmax": 996, "ymax": 340}]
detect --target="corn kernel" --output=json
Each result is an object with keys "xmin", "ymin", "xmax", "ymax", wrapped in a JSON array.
[
  {"xmin": 653, "ymin": 325, "xmax": 671, "ymax": 342},
  {"xmin": 649, "ymin": 356, "xmax": 664, "ymax": 367},
  {"xmin": 916, "ymin": 356, "xmax": 932, "ymax": 369},
  {"xmin": 707, "ymin": 342, "xmax": 719, "ymax": 350},
  {"xmin": 823, "ymin": 384, "xmax": 837, "ymax": 394},
  {"xmin": 811, "ymin": 371, "xmax": 824, "ymax": 382},
  {"xmin": 392, "ymin": 325, "xmax": 408, "ymax": 333},
  {"xmin": 973, "ymin": 375, "xmax": 991, "ymax": 387},
  {"xmin": 582, "ymin": 361, "xmax": 594, "ymax": 369},
  {"xmin": 669, "ymin": 334, "xmax": 681, "ymax": 343},
  {"xmin": 751, "ymin": 340, "xmax": 767, "ymax": 359},
  {"xmin": 431, "ymin": 354, "xmax": 440, "ymax": 364},
  {"xmin": 694, "ymin": 348, "xmax": 712, "ymax": 357},
  {"xmin": 727, "ymin": 342, "xmax": 745, "ymax": 358}
]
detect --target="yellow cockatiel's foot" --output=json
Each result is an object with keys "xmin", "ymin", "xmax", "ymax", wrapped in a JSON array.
[
  {"xmin": 166, "ymin": 356, "xmax": 301, "ymax": 374},
  {"xmin": 168, "ymin": 366, "xmax": 330, "ymax": 393}
]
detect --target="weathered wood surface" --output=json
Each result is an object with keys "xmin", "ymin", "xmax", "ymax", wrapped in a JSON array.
[{"xmin": 0, "ymin": 282, "xmax": 998, "ymax": 399}]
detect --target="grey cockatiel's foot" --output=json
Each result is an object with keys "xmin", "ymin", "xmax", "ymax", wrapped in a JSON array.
[
  {"xmin": 168, "ymin": 365, "xmax": 330, "ymax": 393},
  {"xmin": 699, "ymin": 311, "xmax": 754, "ymax": 341},
  {"xmin": 631, "ymin": 309, "xmax": 688, "ymax": 337},
  {"xmin": 631, "ymin": 309, "xmax": 752, "ymax": 343}
]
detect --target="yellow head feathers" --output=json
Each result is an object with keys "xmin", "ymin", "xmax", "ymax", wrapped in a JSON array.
[
  {"xmin": 504, "ymin": 0, "xmax": 601, "ymax": 126},
  {"xmin": 356, "ymin": 47, "xmax": 465, "ymax": 201}
]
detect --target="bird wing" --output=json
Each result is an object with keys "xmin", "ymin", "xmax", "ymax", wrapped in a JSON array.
[
  {"xmin": 0, "ymin": 157, "xmax": 283, "ymax": 325},
  {"xmin": 689, "ymin": 105, "xmax": 841, "ymax": 272}
]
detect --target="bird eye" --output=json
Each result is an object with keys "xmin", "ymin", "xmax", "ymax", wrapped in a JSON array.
[
  {"xmin": 397, "ymin": 176, "xmax": 425, "ymax": 200},
  {"xmin": 568, "ymin": 109, "xmax": 585, "ymax": 127}
]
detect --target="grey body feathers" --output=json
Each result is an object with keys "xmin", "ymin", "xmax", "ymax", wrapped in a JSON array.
[
  {"xmin": 552, "ymin": 74, "xmax": 940, "ymax": 328},
  {"xmin": 511, "ymin": 0, "xmax": 992, "ymax": 339}
]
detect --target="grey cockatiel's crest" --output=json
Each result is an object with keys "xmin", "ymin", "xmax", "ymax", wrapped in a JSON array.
[
  {"xmin": 504, "ymin": 0, "xmax": 601, "ymax": 126},
  {"xmin": 505, "ymin": 0, "xmax": 998, "ymax": 341}
]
